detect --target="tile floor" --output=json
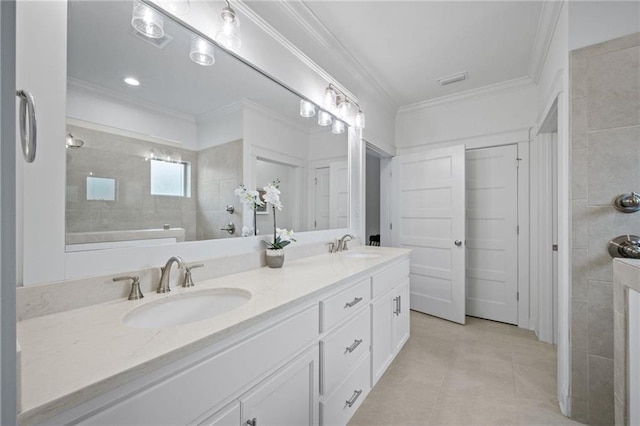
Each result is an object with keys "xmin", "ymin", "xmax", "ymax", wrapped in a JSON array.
[{"xmin": 349, "ymin": 311, "xmax": 584, "ymax": 426}]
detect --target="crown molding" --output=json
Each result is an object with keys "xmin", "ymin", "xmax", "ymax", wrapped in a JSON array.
[
  {"xmin": 67, "ymin": 77, "xmax": 196, "ymax": 123},
  {"xmin": 272, "ymin": 1, "xmax": 398, "ymax": 113},
  {"xmin": 233, "ymin": 0, "xmax": 359, "ymax": 104},
  {"xmin": 242, "ymin": 98, "xmax": 312, "ymax": 134},
  {"xmin": 196, "ymin": 100, "xmax": 243, "ymax": 124},
  {"xmin": 398, "ymin": 76, "xmax": 535, "ymax": 114},
  {"xmin": 528, "ymin": 0, "xmax": 565, "ymax": 84}
]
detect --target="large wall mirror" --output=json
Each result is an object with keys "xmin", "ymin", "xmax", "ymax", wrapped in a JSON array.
[{"xmin": 65, "ymin": 0, "xmax": 349, "ymax": 253}]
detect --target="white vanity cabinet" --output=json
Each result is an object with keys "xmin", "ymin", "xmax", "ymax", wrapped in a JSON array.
[
  {"xmin": 24, "ymin": 253, "xmax": 412, "ymax": 426},
  {"xmin": 371, "ymin": 261, "xmax": 411, "ymax": 386}
]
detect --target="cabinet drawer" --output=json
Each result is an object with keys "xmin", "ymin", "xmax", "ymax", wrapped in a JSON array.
[
  {"xmin": 371, "ymin": 259, "xmax": 410, "ymax": 299},
  {"xmin": 321, "ymin": 278, "xmax": 370, "ymax": 332},
  {"xmin": 320, "ymin": 354, "xmax": 370, "ymax": 426},
  {"xmin": 321, "ymin": 308, "xmax": 370, "ymax": 395}
]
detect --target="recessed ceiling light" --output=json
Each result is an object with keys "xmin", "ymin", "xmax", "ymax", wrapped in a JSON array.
[{"xmin": 123, "ymin": 77, "xmax": 140, "ymax": 86}]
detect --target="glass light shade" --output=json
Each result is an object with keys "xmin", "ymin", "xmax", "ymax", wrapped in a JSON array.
[
  {"xmin": 299, "ymin": 100, "xmax": 316, "ymax": 118},
  {"xmin": 332, "ymin": 120, "xmax": 346, "ymax": 134},
  {"xmin": 318, "ymin": 110, "xmax": 332, "ymax": 127},
  {"xmin": 190, "ymin": 35, "xmax": 215, "ymax": 66},
  {"xmin": 337, "ymin": 97, "xmax": 352, "ymax": 121},
  {"xmin": 131, "ymin": 0, "xmax": 165, "ymax": 39},
  {"xmin": 323, "ymin": 87, "xmax": 337, "ymax": 110},
  {"xmin": 158, "ymin": 0, "xmax": 190, "ymax": 16},
  {"xmin": 355, "ymin": 110, "xmax": 366, "ymax": 129},
  {"xmin": 216, "ymin": 5, "xmax": 242, "ymax": 50}
]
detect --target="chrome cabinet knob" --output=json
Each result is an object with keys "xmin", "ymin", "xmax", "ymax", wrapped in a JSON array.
[{"xmin": 454, "ymin": 240, "xmax": 463, "ymax": 247}]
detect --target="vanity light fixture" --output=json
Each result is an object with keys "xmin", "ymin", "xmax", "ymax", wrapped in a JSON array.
[
  {"xmin": 158, "ymin": 0, "xmax": 190, "ymax": 16},
  {"xmin": 216, "ymin": 0, "xmax": 241, "ymax": 50},
  {"xmin": 354, "ymin": 110, "xmax": 366, "ymax": 130},
  {"xmin": 131, "ymin": 0, "xmax": 165, "ymax": 39},
  {"xmin": 190, "ymin": 35, "xmax": 215, "ymax": 66},
  {"xmin": 65, "ymin": 133, "xmax": 84, "ymax": 149},
  {"xmin": 299, "ymin": 99, "xmax": 316, "ymax": 118},
  {"xmin": 123, "ymin": 76, "xmax": 141, "ymax": 86},
  {"xmin": 318, "ymin": 110, "xmax": 332, "ymax": 127},
  {"xmin": 331, "ymin": 119, "xmax": 346, "ymax": 135}
]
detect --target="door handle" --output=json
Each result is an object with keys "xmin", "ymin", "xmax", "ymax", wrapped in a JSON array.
[
  {"xmin": 454, "ymin": 240, "xmax": 463, "ymax": 247},
  {"xmin": 16, "ymin": 89, "xmax": 37, "ymax": 163}
]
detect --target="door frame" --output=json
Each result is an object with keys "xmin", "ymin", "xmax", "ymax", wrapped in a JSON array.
[
  {"xmin": 534, "ymin": 69, "xmax": 570, "ymax": 416},
  {"xmin": 1, "ymin": 0, "xmax": 18, "ymax": 423},
  {"xmin": 394, "ymin": 132, "xmax": 531, "ymax": 330},
  {"xmin": 365, "ymin": 141, "xmax": 393, "ymax": 247}
]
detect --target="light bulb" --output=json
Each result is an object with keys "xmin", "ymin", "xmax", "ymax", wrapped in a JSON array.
[
  {"xmin": 332, "ymin": 120, "xmax": 346, "ymax": 135},
  {"xmin": 299, "ymin": 100, "xmax": 316, "ymax": 118},
  {"xmin": 318, "ymin": 110, "xmax": 332, "ymax": 127},
  {"xmin": 216, "ymin": 2, "xmax": 241, "ymax": 50},
  {"xmin": 337, "ymin": 97, "xmax": 352, "ymax": 121},
  {"xmin": 323, "ymin": 87, "xmax": 337, "ymax": 110},
  {"xmin": 189, "ymin": 35, "xmax": 215, "ymax": 66},
  {"xmin": 131, "ymin": 0, "xmax": 165, "ymax": 39},
  {"xmin": 355, "ymin": 110, "xmax": 366, "ymax": 129}
]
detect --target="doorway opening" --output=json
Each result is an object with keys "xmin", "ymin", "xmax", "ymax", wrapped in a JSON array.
[{"xmin": 366, "ymin": 143, "xmax": 392, "ymax": 247}]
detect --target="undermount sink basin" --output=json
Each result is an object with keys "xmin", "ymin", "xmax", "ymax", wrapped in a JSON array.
[
  {"xmin": 342, "ymin": 250, "xmax": 383, "ymax": 259},
  {"xmin": 123, "ymin": 288, "xmax": 252, "ymax": 329}
]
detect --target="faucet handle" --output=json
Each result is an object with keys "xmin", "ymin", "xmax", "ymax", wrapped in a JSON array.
[
  {"xmin": 327, "ymin": 241, "xmax": 336, "ymax": 253},
  {"xmin": 183, "ymin": 264, "xmax": 204, "ymax": 288},
  {"xmin": 113, "ymin": 275, "xmax": 144, "ymax": 300}
]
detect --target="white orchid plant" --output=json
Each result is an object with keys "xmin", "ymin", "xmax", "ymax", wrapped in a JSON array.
[
  {"xmin": 234, "ymin": 184, "xmax": 265, "ymax": 236},
  {"xmin": 263, "ymin": 179, "xmax": 296, "ymax": 250}
]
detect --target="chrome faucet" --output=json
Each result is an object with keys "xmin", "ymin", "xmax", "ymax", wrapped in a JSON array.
[
  {"xmin": 157, "ymin": 256, "xmax": 185, "ymax": 293},
  {"xmin": 338, "ymin": 234, "xmax": 355, "ymax": 252}
]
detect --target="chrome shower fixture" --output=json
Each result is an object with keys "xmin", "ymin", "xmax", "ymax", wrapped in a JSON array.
[{"xmin": 613, "ymin": 192, "xmax": 640, "ymax": 213}]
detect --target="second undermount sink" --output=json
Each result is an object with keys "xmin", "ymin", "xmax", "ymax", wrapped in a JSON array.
[
  {"xmin": 342, "ymin": 250, "xmax": 383, "ymax": 259},
  {"xmin": 123, "ymin": 288, "xmax": 252, "ymax": 329}
]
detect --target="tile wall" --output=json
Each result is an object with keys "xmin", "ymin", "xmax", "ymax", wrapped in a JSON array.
[{"xmin": 570, "ymin": 32, "xmax": 640, "ymax": 425}]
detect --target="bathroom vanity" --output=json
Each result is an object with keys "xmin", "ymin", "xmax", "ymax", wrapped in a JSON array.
[{"xmin": 17, "ymin": 247, "xmax": 410, "ymax": 425}]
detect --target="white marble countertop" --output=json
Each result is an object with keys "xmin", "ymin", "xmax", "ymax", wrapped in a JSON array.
[{"xmin": 17, "ymin": 246, "xmax": 410, "ymax": 424}]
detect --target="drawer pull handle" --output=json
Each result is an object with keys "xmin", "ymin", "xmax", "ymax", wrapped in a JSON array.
[
  {"xmin": 393, "ymin": 296, "xmax": 400, "ymax": 316},
  {"xmin": 344, "ymin": 297, "xmax": 363, "ymax": 308},
  {"xmin": 345, "ymin": 339, "xmax": 363, "ymax": 354},
  {"xmin": 345, "ymin": 389, "xmax": 363, "ymax": 407},
  {"xmin": 246, "ymin": 418, "xmax": 257, "ymax": 426}
]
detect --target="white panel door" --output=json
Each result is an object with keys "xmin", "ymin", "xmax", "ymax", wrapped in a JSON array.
[
  {"xmin": 466, "ymin": 145, "xmax": 518, "ymax": 324},
  {"xmin": 329, "ymin": 161, "xmax": 348, "ymax": 228},
  {"xmin": 314, "ymin": 167, "xmax": 330, "ymax": 230},
  {"xmin": 391, "ymin": 146, "xmax": 466, "ymax": 324}
]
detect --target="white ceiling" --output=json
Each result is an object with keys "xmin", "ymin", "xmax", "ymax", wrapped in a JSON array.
[
  {"xmin": 250, "ymin": 1, "xmax": 544, "ymax": 108},
  {"xmin": 67, "ymin": 1, "xmax": 317, "ymax": 128}
]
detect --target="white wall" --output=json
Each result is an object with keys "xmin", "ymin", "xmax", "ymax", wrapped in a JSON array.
[
  {"xmin": 197, "ymin": 106, "xmax": 243, "ymax": 150},
  {"xmin": 66, "ymin": 88, "xmax": 198, "ymax": 149},
  {"xmin": 308, "ymin": 129, "xmax": 348, "ymax": 162},
  {"xmin": 569, "ymin": 1, "xmax": 640, "ymax": 50},
  {"xmin": 396, "ymin": 82, "xmax": 537, "ymax": 150}
]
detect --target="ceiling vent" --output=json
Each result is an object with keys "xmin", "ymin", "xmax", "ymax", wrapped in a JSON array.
[
  {"xmin": 437, "ymin": 71, "xmax": 468, "ymax": 86},
  {"xmin": 130, "ymin": 28, "xmax": 173, "ymax": 49}
]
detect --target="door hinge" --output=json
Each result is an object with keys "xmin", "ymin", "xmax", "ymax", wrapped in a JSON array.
[
  {"xmin": 390, "ymin": 222, "xmax": 393, "ymax": 230},
  {"xmin": 517, "ymin": 291, "xmax": 519, "ymax": 301},
  {"xmin": 314, "ymin": 177, "xmax": 317, "ymax": 185},
  {"xmin": 552, "ymin": 244, "xmax": 558, "ymax": 251},
  {"xmin": 314, "ymin": 220, "xmax": 317, "ymax": 228},
  {"xmin": 517, "ymin": 225, "xmax": 519, "ymax": 235},
  {"xmin": 516, "ymin": 157, "xmax": 522, "ymax": 168}
]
